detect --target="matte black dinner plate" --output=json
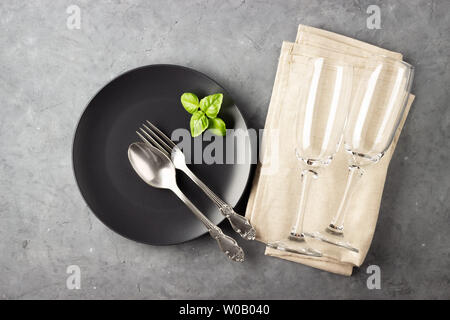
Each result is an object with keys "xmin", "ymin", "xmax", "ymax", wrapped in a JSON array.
[{"xmin": 73, "ymin": 65, "xmax": 253, "ymax": 245}]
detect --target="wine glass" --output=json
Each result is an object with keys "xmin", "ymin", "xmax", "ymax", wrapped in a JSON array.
[
  {"xmin": 268, "ymin": 56, "xmax": 353, "ymax": 256},
  {"xmin": 320, "ymin": 57, "xmax": 414, "ymax": 252}
]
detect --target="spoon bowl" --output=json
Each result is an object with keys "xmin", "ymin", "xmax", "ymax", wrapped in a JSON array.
[{"xmin": 128, "ymin": 142, "xmax": 176, "ymax": 189}]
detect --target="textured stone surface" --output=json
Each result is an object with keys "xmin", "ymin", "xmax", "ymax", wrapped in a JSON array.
[{"xmin": 0, "ymin": 0, "xmax": 449, "ymax": 299}]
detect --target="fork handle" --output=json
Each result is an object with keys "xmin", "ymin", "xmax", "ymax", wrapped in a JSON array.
[
  {"xmin": 181, "ymin": 166, "xmax": 256, "ymax": 241},
  {"xmin": 171, "ymin": 186, "xmax": 245, "ymax": 262}
]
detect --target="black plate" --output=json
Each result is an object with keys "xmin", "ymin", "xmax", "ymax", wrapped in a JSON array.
[{"xmin": 73, "ymin": 65, "xmax": 252, "ymax": 245}]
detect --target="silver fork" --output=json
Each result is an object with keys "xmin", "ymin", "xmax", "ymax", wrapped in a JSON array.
[{"xmin": 137, "ymin": 120, "xmax": 256, "ymax": 240}]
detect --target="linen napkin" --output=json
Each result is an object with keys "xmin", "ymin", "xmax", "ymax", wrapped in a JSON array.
[{"xmin": 245, "ymin": 25, "xmax": 414, "ymax": 276}]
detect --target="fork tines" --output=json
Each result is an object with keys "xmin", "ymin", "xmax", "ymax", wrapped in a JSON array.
[{"xmin": 137, "ymin": 121, "xmax": 176, "ymax": 158}]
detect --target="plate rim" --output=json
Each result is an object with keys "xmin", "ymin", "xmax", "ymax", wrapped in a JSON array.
[{"xmin": 71, "ymin": 64, "xmax": 254, "ymax": 245}]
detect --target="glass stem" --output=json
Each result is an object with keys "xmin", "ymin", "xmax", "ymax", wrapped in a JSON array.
[
  {"xmin": 290, "ymin": 169, "xmax": 317, "ymax": 239},
  {"xmin": 328, "ymin": 165, "xmax": 364, "ymax": 235}
]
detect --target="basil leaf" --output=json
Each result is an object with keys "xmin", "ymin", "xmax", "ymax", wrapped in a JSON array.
[
  {"xmin": 181, "ymin": 92, "xmax": 199, "ymax": 114},
  {"xmin": 207, "ymin": 117, "xmax": 226, "ymax": 136},
  {"xmin": 199, "ymin": 93, "xmax": 223, "ymax": 119},
  {"xmin": 190, "ymin": 111, "xmax": 209, "ymax": 137}
]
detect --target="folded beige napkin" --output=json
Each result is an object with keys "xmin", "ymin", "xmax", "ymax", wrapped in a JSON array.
[{"xmin": 245, "ymin": 25, "xmax": 414, "ymax": 276}]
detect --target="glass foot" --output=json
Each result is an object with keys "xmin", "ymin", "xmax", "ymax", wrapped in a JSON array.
[
  {"xmin": 267, "ymin": 241, "xmax": 322, "ymax": 257},
  {"xmin": 304, "ymin": 231, "xmax": 359, "ymax": 253}
]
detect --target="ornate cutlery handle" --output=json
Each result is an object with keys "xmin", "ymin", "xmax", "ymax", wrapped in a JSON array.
[
  {"xmin": 182, "ymin": 166, "xmax": 256, "ymax": 240},
  {"xmin": 172, "ymin": 186, "xmax": 245, "ymax": 262},
  {"xmin": 208, "ymin": 226, "xmax": 245, "ymax": 262},
  {"xmin": 219, "ymin": 205, "xmax": 256, "ymax": 240}
]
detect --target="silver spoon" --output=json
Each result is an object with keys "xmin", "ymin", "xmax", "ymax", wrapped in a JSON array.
[{"xmin": 128, "ymin": 142, "xmax": 245, "ymax": 262}]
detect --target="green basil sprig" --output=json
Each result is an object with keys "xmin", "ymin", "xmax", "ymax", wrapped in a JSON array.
[{"xmin": 181, "ymin": 92, "xmax": 226, "ymax": 137}]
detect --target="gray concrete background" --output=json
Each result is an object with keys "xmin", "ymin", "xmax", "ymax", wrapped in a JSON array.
[{"xmin": 0, "ymin": 0, "xmax": 449, "ymax": 299}]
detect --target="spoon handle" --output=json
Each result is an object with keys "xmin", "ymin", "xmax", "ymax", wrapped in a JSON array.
[
  {"xmin": 181, "ymin": 166, "xmax": 256, "ymax": 240},
  {"xmin": 171, "ymin": 186, "xmax": 245, "ymax": 262}
]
